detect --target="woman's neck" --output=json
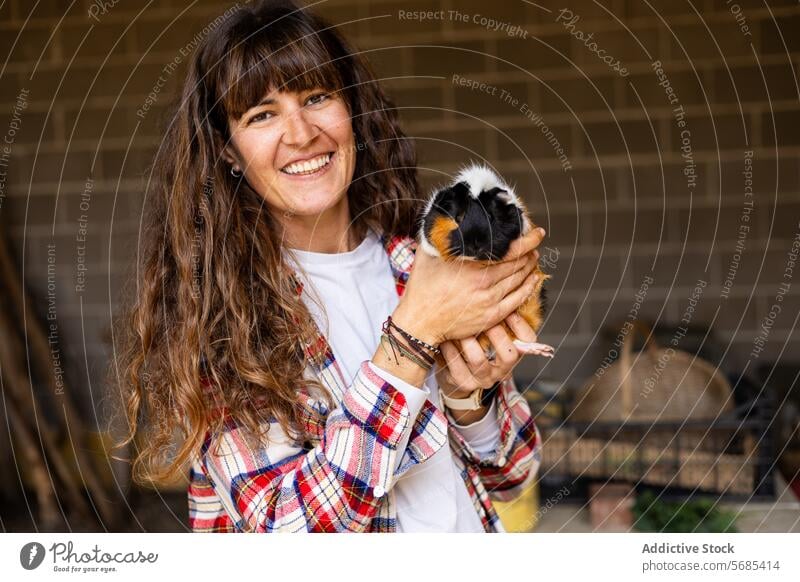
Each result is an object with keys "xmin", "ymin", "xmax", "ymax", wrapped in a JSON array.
[{"xmin": 280, "ymin": 203, "xmax": 362, "ymax": 253}]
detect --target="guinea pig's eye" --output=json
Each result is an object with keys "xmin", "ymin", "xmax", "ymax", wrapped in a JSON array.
[{"xmin": 454, "ymin": 209, "xmax": 465, "ymax": 223}]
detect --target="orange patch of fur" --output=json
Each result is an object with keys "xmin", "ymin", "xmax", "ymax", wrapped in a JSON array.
[{"xmin": 429, "ymin": 216, "xmax": 459, "ymax": 259}]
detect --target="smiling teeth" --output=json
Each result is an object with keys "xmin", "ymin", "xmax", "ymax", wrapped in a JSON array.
[{"xmin": 282, "ymin": 153, "xmax": 332, "ymax": 175}]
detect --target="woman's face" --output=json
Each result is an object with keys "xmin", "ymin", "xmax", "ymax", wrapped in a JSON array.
[{"xmin": 223, "ymin": 87, "xmax": 357, "ymax": 219}]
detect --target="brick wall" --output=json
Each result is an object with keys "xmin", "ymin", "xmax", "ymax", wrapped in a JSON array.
[{"xmin": 1, "ymin": 0, "xmax": 798, "ymax": 425}]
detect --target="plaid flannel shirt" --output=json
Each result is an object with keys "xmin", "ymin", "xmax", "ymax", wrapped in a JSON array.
[{"xmin": 187, "ymin": 234, "xmax": 543, "ymax": 532}]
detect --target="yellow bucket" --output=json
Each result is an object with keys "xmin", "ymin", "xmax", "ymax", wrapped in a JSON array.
[{"xmin": 492, "ymin": 480, "xmax": 540, "ymax": 532}]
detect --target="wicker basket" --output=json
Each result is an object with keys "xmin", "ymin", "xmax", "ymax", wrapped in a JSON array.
[{"xmin": 572, "ymin": 321, "xmax": 734, "ymax": 423}]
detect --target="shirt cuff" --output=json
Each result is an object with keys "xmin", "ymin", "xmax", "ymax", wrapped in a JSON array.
[
  {"xmin": 366, "ymin": 361, "xmax": 433, "ymax": 473},
  {"xmin": 450, "ymin": 398, "xmax": 501, "ymax": 455},
  {"xmin": 366, "ymin": 361, "xmax": 429, "ymax": 425}
]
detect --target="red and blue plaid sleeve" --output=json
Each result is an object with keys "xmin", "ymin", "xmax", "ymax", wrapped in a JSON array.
[
  {"xmin": 193, "ymin": 361, "xmax": 418, "ymax": 532},
  {"xmin": 446, "ymin": 376, "xmax": 542, "ymax": 502}
]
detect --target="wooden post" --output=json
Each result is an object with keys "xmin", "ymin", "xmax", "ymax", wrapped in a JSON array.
[
  {"xmin": 0, "ymin": 303, "xmax": 92, "ymax": 524},
  {"xmin": 2, "ymin": 374, "xmax": 61, "ymax": 530},
  {"xmin": 0, "ymin": 233, "xmax": 115, "ymax": 527}
]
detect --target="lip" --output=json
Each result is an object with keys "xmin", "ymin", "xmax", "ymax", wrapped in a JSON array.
[
  {"xmin": 279, "ymin": 151, "xmax": 335, "ymax": 175},
  {"xmin": 278, "ymin": 150, "xmax": 336, "ymax": 181}
]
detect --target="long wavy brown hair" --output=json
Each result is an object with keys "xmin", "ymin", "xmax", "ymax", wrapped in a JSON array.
[{"xmin": 111, "ymin": 0, "xmax": 421, "ymax": 486}]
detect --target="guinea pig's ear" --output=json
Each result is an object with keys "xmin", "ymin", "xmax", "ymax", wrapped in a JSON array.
[
  {"xmin": 430, "ymin": 181, "xmax": 466, "ymax": 215},
  {"xmin": 491, "ymin": 185, "xmax": 527, "ymax": 214},
  {"xmin": 480, "ymin": 186, "xmax": 512, "ymax": 208},
  {"xmin": 495, "ymin": 189, "xmax": 514, "ymax": 206},
  {"xmin": 433, "ymin": 185, "xmax": 456, "ymax": 209}
]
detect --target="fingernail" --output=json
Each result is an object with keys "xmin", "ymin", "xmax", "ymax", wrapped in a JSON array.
[{"xmin": 537, "ymin": 227, "xmax": 546, "ymax": 237}]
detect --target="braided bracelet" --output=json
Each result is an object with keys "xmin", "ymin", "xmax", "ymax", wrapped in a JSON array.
[
  {"xmin": 382, "ymin": 316, "xmax": 441, "ymax": 356},
  {"xmin": 380, "ymin": 334, "xmax": 428, "ymax": 369},
  {"xmin": 384, "ymin": 325, "xmax": 435, "ymax": 366},
  {"xmin": 380, "ymin": 332, "xmax": 434, "ymax": 371}
]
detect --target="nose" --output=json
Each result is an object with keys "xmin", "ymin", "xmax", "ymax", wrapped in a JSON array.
[
  {"xmin": 282, "ymin": 106, "xmax": 317, "ymax": 148},
  {"xmin": 464, "ymin": 240, "xmax": 486, "ymax": 256}
]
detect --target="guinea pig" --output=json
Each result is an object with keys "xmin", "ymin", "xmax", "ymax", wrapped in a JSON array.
[{"xmin": 418, "ymin": 162, "xmax": 554, "ymax": 359}]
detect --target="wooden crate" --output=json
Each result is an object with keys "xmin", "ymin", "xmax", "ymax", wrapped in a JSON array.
[{"xmin": 541, "ymin": 427, "xmax": 756, "ymax": 495}]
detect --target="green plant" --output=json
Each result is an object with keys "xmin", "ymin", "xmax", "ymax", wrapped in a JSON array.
[{"xmin": 633, "ymin": 490, "xmax": 739, "ymax": 533}]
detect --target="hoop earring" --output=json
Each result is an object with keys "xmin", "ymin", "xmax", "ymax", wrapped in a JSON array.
[{"xmin": 230, "ymin": 167, "xmax": 242, "ymax": 178}]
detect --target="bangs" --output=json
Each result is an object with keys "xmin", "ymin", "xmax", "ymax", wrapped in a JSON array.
[{"xmin": 217, "ymin": 13, "xmax": 348, "ymax": 124}]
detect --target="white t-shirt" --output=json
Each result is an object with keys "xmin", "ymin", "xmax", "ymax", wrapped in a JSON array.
[{"xmin": 286, "ymin": 230, "xmax": 501, "ymax": 532}]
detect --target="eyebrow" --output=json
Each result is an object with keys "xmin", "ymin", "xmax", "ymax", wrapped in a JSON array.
[
  {"xmin": 249, "ymin": 88, "xmax": 323, "ymax": 110},
  {"xmin": 253, "ymin": 97, "xmax": 277, "ymax": 107}
]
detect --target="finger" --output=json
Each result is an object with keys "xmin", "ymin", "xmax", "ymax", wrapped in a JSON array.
[
  {"xmin": 486, "ymin": 245, "xmax": 540, "ymax": 287},
  {"xmin": 504, "ymin": 312, "xmax": 538, "ymax": 343},
  {"xmin": 485, "ymin": 324, "xmax": 517, "ymax": 367},
  {"xmin": 496, "ymin": 274, "xmax": 537, "ymax": 320},
  {"xmin": 441, "ymin": 341, "xmax": 474, "ymax": 383},
  {"xmin": 485, "ymin": 251, "xmax": 532, "ymax": 282},
  {"xmin": 505, "ymin": 313, "xmax": 555, "ymax": 358},
  {"xmin": 499, "ymin": 227, "xmax": 546, "ymax": 262},
  {"xmin": 459, "ymin": 337, "xmax": 492, "ymax": 374},
  {"xmin": 439, "ymin": 341, "xmax": 461, "ymax": 367},
  {"xmin": 494, "ymin": 260, "xmax": 538, "ymax": 299}
]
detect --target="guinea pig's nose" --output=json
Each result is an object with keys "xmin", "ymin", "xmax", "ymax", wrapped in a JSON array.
[
  {"xmin": 462, "ymin": 239, "xmax": 489, "ymax": 260},
  {"xmin": 462, "ymin": 239, "xmax": 478, "ymax": 254}
]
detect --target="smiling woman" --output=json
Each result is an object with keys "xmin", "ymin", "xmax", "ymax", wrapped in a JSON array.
[
  {"xmin": 221, "ymin": 86, "xmax": 359, "ymax": 251},
  {"xmin": 112, "ymin": 0, "xmax": 544, "ymax": 533}
]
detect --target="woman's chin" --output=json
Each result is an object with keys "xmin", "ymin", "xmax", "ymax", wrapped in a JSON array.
[
  {"xmin": 275, "ymin": 183, "xmax": 349, "ymax": 216},
  {"xmin": 279, "ymin": 196, "xmax": 346, "ymax": 219}
]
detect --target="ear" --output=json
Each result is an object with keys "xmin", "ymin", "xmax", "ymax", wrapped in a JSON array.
[
  {"xmin": 221, "ymin": 144, "xmax": 239, "ymax": 168},
  {"xmin": 495, "ymin": 189, "xmax": 514, "ymax": 206}
]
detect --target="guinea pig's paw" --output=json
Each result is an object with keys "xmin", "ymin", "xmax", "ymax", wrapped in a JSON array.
[{"xmin": 512, "ymin": 339, "xmax": 555, "ymax": 358}]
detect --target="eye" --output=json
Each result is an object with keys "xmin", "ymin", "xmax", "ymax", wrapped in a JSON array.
[
  {"xmin": 306, "ymin": 92, "xmax": 330, "ymax": 106},
  {"xmin": 248, "ymin": 110, "xmax": 274, "ymax": 125}
]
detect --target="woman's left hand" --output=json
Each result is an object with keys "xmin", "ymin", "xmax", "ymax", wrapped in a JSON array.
[{"xmin": 436, "ymin": 311, "xmax": 540, "ymax": 400}]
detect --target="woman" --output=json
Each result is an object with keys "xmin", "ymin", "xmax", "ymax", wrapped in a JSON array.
[{"xmin": 114, "ymin": 0, "xmax": 547, "ymax": 533}]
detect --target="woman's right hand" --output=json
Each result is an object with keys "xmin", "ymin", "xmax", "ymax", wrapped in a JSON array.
[{"xmin": 393, "ymin": 227, "xmax": 547, "ymax": 345}]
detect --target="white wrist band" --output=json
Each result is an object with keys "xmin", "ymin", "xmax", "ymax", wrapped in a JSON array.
[{"xmin": 441, "ymin": 387, "xmax": 484, "ymax": 411}]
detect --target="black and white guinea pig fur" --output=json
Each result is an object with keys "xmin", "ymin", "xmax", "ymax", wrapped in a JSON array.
[{"xmin": 418, "ymin": 162, "xmax": 554, "ymax": 359}]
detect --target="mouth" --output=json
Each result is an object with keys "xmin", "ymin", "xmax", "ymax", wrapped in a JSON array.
[
  {"xmin": 279, "ymin": 150, "xmax": 336, "ymax": 179},
  {"xmin": 451, "ymin": 249, "xmax": 494, "ymax": 262}
]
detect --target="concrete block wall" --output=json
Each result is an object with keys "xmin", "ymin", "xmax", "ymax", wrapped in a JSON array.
[{"xmin": 1, "ymin": 0, "xmax": 798, "ymax": 424}]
